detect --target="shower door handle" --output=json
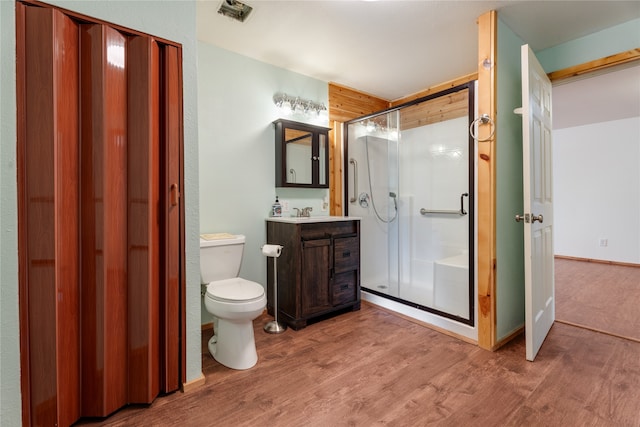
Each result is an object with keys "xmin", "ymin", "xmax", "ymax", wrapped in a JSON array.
[
  {"xmin": 460, "ymin": 192, "xmax": 468, "ymax": 215},
  {"xmin": 349, "ymin": 158, "xmax": 358, "ymax": 203}
]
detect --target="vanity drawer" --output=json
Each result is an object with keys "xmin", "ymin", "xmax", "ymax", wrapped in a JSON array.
[
  {"xmin": 333, "ymin": 271, "xmax": 357, "ymax": 305},
  {"xmin": 334, "ymin": 236, "xmax": 359, "ymax": 273},
  {"xmin": 301, "ymin": 221, "xmax": 358, "ymax": 240}
]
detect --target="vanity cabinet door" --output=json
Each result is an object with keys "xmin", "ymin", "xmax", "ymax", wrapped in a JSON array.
[{"xmin": 301, "ymin": 238, "xmax": 332, "ymax": 316}]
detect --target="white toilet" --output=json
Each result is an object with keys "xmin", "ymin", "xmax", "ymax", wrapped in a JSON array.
[{"xmin": 200, "ymin": 234, "xmax": 266, "ymax": 370}]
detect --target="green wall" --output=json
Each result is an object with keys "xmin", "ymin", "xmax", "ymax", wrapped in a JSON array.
[
  {"xmin": 197, "ymin": 41, "xmax": 328, "ymax": 323},
  {"xmin": 537, "ymin": 18, "xmax": 640, "ymax": 73},
  {"xmin": 495, "ymin": 18, "xmax": 526, "ymax": 341}
]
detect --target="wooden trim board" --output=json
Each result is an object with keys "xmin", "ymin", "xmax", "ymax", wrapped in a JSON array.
[
  {"xmin": 181, "ymin": 373, "xmax": 206, "ymax": 393},
  {"xmin": 554, "ymin": 255, "xmax": 640, "ymax": 269},
  {"xmin": 475, "ymin": 10, "xmax": 497, "ymax": 350},
  {"xmin": 548, "ymin": 48, "xmax": 640, "ymax": 82}
]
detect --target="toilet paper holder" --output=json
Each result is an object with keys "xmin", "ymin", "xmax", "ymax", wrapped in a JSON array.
[{"xmin": 262, "ymin": 244, "xmax": 287, "ymax": 334}]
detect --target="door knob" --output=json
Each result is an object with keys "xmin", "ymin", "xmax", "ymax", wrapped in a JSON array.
[{"xmin": 515, "ymin": 213, "xmax": 543, "ymax": 223}]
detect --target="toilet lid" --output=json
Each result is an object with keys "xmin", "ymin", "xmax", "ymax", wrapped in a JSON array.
[{"xmin": 206, "ymin": 278, "xmax": 265, "ymax": 303}]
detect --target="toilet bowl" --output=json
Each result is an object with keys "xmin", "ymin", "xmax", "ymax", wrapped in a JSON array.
[{"xmin": 200, "ymin": 234, "xmax": 266, "ymax": 370}]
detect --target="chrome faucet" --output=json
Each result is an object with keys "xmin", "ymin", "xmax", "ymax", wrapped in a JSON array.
[{"xmin": 293, "ymin": 207, "xmax": 313, "ymax": 217}]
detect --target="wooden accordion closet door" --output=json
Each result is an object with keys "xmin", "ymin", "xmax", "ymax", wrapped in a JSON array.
[
  {"xmin": 17, "ymin": 2, "xmax": 183, "ymax": 425},
  {"xmin": 17, "ymin": 6, "xmax": 81, "ymax": 426}
]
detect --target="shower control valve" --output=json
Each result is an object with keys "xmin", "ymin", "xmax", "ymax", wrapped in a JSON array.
[{"xmin": 358, "ymin": 193, "xmax": 370, "ymax": 208}]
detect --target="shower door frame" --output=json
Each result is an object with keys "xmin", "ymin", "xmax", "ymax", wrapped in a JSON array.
[{"xmin": 344, "ymin": 82, "xmax": 476, "ymax": 326}]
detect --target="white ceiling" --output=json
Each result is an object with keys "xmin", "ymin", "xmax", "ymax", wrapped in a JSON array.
[{"xmin": 197, "ymin": 0, "xmax": 640, "ymax": 101}]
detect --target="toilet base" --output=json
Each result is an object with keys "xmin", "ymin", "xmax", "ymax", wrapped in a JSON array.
[{"xmin": 208, "ymin": 318, "xmax": 258, "ymax": 370}]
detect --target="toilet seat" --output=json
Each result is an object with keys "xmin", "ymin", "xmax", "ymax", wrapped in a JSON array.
[{"xmin": 206, "ymin": 278, "xmax": 264, "ymax": 303}]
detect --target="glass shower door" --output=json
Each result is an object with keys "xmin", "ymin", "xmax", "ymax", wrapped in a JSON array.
[
  {"xmin": 345, "ymin": 84, "xmax": 473, "ymax": 324},
  {"xmin": 397, "ymin": 111, "xmax": 470, "ymax": 319},
  {"xmin": 346, "ymin": 111, "xmax": 399, "ymax": 297}
]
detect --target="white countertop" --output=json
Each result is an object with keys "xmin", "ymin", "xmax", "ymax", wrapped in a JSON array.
[{"xmin": 266, "ymin": 216, "xmax": 361, "ymax": 224}]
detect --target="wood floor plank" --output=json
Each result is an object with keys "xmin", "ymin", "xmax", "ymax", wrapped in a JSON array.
[{"xmin": 76, "ymin": 303, "xmax": 640, "ymax": 426}]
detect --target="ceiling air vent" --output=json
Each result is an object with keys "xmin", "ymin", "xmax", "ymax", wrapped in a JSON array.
[{"xmin": 218, "ymin": 0, "xmax": 253, "ymax": 23}]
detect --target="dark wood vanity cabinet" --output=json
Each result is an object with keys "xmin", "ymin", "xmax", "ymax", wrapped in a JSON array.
[{"xmin": 266, "ymin": 219, "xmax": 361, "ymax": 330}]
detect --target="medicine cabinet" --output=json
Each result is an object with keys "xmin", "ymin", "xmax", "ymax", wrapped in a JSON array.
[{"xmin": 274, "ymin": 119, "xmax": 331, "ymax": 188}]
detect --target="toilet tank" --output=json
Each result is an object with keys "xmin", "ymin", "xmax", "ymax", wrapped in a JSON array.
[{"xmin": 199, "ymin": 234, "xmax": 246, "ymax": 284}]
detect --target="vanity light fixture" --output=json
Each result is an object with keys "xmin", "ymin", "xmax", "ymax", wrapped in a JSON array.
[{"xmin": 273, "ymin": 93, "xmax": 327, "ymax": 118}]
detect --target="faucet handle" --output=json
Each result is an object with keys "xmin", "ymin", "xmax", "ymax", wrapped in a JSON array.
[{"xmin": 302, "ymin": 207, "xmax": 313, "ymax": 217}]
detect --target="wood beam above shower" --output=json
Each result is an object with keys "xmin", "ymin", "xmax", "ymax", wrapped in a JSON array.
[{"xmin": 398, "ymin": 90, "xmax": 469, "ymax": 131}]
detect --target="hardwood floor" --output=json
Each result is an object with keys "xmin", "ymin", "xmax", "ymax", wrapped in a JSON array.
[
  {"xmin": 555, "ymin": 258, "xmax": 640, "ymax": 342},
  {"xmin": 77, "ymin": 302, "xmax": 640, "ymax": 426}
]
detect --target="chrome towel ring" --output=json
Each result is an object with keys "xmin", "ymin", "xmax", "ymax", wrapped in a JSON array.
[{"xmin": 469, "ymin": 114, "xmax": 495, "ymax": 142}]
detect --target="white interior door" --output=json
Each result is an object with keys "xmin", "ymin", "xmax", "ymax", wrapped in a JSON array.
[{"xmin": 520, "ymin": 44, "xmax": 555, "ymax": 361}]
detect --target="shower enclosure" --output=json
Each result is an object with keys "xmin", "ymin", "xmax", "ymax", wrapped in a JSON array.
[{"xmin": 345, "ymin": 83, "xmax": 475, "ymax": 325}]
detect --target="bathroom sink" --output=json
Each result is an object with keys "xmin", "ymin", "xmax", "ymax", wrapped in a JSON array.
[{"xmin": 266, "ymin": 216, "xmax": 361, "ymax": 224}]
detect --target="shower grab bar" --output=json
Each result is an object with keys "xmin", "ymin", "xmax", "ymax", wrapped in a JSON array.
[
  {"xmin": 420, "ymin": 208, "xmax": 465, "ymax": 216},
  {"xmin": 349, "ymin": 158, "xmax": 358, "ymax": 203},
  {"xmin": 420, "ymin": 193, "xmax": 469, "ymax": 216}
]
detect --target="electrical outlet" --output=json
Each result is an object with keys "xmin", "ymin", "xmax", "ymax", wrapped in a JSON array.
[
  {"xmin": 599, "ymin": 238, "xmax": 608, "ymax": 247},
  {"xmin": 281, "ymin": 199, "xmax": 290, "ymax": 212},
  {"xmin": 322, "ymin": 196, "xmax": 329, "ymax": 211}
]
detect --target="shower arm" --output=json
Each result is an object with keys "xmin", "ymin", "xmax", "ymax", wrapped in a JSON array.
[{"xmin": 349, "ymin": 158, "xmax": 358, "ymax": 203}]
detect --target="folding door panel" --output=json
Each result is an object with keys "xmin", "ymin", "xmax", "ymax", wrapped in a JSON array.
[
  {"xmin": 79, "ymin": 23, "xmax": 129, "ymax": 417},
  {"xmin": 161, "ymin": 45, "xmax": 182, "ymax": 393},
  {"xmin": 127, "ymin": 35, "xmax": 161, "ymax": 403},
  {"xmin": 18, "ymin": 5, "xmax": 81, "ymax": 426}
]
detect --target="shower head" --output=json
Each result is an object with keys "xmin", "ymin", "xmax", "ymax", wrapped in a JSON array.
[{"xmin": 389, "ymin": 192, "xmax": 397, "ymax": 198}]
